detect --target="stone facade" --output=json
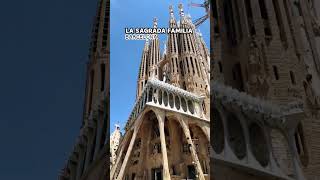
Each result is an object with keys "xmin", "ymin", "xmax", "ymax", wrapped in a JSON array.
[
  {"xmin": 59, "ymin": 0, "xmax": 110, "ymax": 180},
  {"xmin": 211, "ymin": 0, "xmax": 320, "ymax": 179},
  {"xmin": 110, "ymin": 124, "xmax": 122, "ymax": 169},
  {"xmin": 111, "ymin": 4, "xmax": 210, "ymax": 180}
]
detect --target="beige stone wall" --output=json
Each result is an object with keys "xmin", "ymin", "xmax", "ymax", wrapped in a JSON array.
[{"xmin": 211, "ymin": 0, "xmax": 320, "ymax": 179}]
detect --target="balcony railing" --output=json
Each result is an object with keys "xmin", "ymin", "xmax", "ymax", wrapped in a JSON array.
[{"xmin": 125, "ymin": 78, "xmax": 206, "ymax": 131}]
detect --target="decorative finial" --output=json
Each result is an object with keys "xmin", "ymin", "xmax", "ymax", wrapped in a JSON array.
[
  {"xmin": 169, "ymin": 5, "xmax": 174, "ymax": 17},
  {"xmin": 178, "ymin": 3, "xmax": 184, "ymax": 17},
  {"xmin": 115, "ymin": 123, "xmax": 120, "ymax": 130},
  {"xmin": 153, "ymin": 17, "xmax": 158, "ymax": 28}
]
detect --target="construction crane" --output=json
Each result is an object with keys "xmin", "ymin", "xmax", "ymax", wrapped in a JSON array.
[{"xmin": 189, "ymin": 0, "xmax": 210, "ymax": 28}]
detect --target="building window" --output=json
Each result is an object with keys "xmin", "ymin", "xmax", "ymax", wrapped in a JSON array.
[
  {"xmin": 290, "ymin": 71, "xmax": 296, "ymax": 84},
  {"xmin": 218, "ymin": 61, "xmax": 223, "ymax": 73},
  {"xmin": 272, "ymin": 0, "xmax": 288, "ymax": 48},
  {"xmin": 284, "ymin": 0, "xmax": 298, "ymax": 53},
  {"xmin": 90, "ymin": 130, "xmax": 97, "ymax": 163},
  {"xmin": 244, "ymin": 0, "xmax": 256, "ymax": 36},
  {"xmin": 190, "ymin": 57, "xmax": 195, "ymax": 74},
  {"xmin": 212, "ymin": 0, "xmax": 220, "ymax": 35},
  {"xmin": 180, "ymin": 61, "xmax": 184, "ymax": 76},
  {"xmin": 100, "ymin": 64, "xmax": 106, "ymax": 91},
  {"xmin": 187, "ymin": 165, "xmax": 196, "ymax": 179},
  {"xmin": 186, "ymin": 57, "xmax": 190, "ymax": 74},
  {"xmin": 224, "ymin": 0, "xmax": 237, "ymax": 45},
  {"xmin": 294, "ymin": 123, "xmax": 309, "ymax": 166},
  {"xmin": 233, "ymin": 0, "xmax": 243, "ymax": 42},
  {"xmin": 273, "ymin": 66, "xmax": 279, "ymax": 80},
  {"xmin": 182, "ymin": 82, "xmax": 187, "ymax": 90},
  {"xmin": 183, "ymin": 143, "xmax": 190, "ymax": 153},
  {"xmin": 259, "ymin": 0, "xmax": 268, "ymax": 20},
  {"xmin": 175, "ymin": 58, "xmax": 179, "ymax": 73},
  {"xmin": 152, "ymin": 168, "xmax": 162, "ymax": 180},
  {"xmin": 88, "ymin": 70, "xmax": 95, "ymax": 113},
  {"xmin": 259, "ymin": 0, "xmax": 272, "ymax": 41},
  {"xmin": 293, "ymin": 1, "xmax": 303, "ymax": 16}
]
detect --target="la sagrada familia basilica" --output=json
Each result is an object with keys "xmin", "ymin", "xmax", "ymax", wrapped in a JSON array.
[
  {"xmin": 59, "ymin": 0, "xmax": 320, "ymax": 179},
  {"xmin": 110, "ymin": 4, "xmax": 210, "ymax": 180}
]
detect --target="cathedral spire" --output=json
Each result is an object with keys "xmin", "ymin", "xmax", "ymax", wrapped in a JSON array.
[
  {"xmin": 178, "ymin": 3, "xmax": 185, "ymax": 17},
  {"xmin": 148, "ymin": 18, "xmax": 160, "ymax": 79},
  {"xmin": 89, "ymin": 0, "xmax": 109, "ymax": 58},
  {"xmin": 136, "ymin": 40, "xmax": 149, "ymax": 98},
  {"xmin": 153, "ymin": 17, "xmax": 158, "ymax": 28},
  {"xmin": 169, "ymin": 5, "xmax": 175, "ymax": 19}
]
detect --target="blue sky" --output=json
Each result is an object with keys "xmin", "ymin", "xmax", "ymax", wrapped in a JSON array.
[
  {"xmin": 110, "ymin": 0, "xmax": 210, "ymax": 133},
  {"xmin": 0, "ymin": 0, "xmax": 97, "ymax": 179}
]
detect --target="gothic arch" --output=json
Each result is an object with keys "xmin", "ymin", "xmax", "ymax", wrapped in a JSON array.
[
  {"xmin": 212, "ymin": 107, "xmax": 225, "ymax": 154},
  {"xmin": 270, "ymin": 129, "xmax": 294, "ymax": 176},
  {"xmin": 226, "ymin": 112, "xmax": 247, "ymax": 160},
  {"xmin": 189, "ymin": 124, "xmax": 210, "ymax": 174},
  {"xmin": 248, "ymin": 122, "xmax": 270, "ymax": 167}
]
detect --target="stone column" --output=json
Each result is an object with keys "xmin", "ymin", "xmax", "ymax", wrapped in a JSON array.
[
  {"xmin": 84, "ymin": 128, "xmax": 94, "ymax": 170},
  {"xmin": 94, "ymin": 114, "xmax": 102, "ymax": 159},
  {"xmin": 117, "ymin": 128, "xmax": 139, "ymax": 180},
  {"xmin": 156, "ymin": 111, "xmax": 171, "ymax": 180},
  {"xmin": 76, "ymin": 144, "xmax": 86, "ymax": 180},
  {"xmin": 179, "ymin": 116, "xmax": 205, "ymax": 180},
  {"xmin": 288, "ymin": 132, "xmax": 307, "ymax": 180},
  {"xmin": 69, "ymin": 162, "xmax": 77, "ymax": 180}
]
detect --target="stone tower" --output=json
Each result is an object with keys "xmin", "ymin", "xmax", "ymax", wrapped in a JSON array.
[
  {"xmin": 59, "ymin": 0, "xmax": 110, "ymax": 180},
  {"xmin": 111, "ymin": 4, "xmax": 210, "ymax": 180},
  {"xmin": 110, "ymin": 124, "xmax": 122, "ymax": 169},
  {"xmin": 211, "ymin": 0, "xmax": 320, "ymax": 179}
]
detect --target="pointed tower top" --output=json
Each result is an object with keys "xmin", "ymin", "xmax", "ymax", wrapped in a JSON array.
[
  {"xmin": 169, "ymin": 5, "xmax": 175, "ymax": 18},
  {"xmin": 178, "ymin": 3, "xmax": 185, "ymax": 17},
  {"xmin": 143, "ymin": 40, "xmax": 149, "ymax": 51},
  {"xmin": 153, "ymin": 18, "xmax": 158, "ymax": 28},
  {"xmin": 115, "ymin": 123, "xmax": 120, "ymax": 130}
]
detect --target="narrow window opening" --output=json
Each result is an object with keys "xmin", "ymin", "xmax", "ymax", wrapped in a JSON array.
[
  {"xmin": 185, "ymin": 57, "xmax": 190, "ymax": 74},
  {"xmin": 224, "ymin": 1, "xmax": 237, "ymax": 45},
  {"xmin": 176, "ymin": 58, "xmax": 179, "ymax": 73},
  {"xmin": 293, "ymin": 1, "xmax": 303, "ymax": 16},
  {"xmin": 218, "ymin": 61, "xmax": 223, "ymax": 73},
  {"xmin": 273, "ymin": 0, "xmax": 288, "ymax": 48},
  {"xmin": 273, "ymin": 66, "xmax": 279, "ymax": 80},
  {"xmin": 88, "ymin": 70, "xmax": 95, "ymax": 113},
  {"xmin": 190, "ymin": 57, "xmax": 195, "ymax": 74},
  {"xmin": 90, "ymin": 130, "xmax": 97, "ymax": 163},
  {"xmin": 232, "ymin": 63, "xmax": 244, "ymax": 91},
  {"xmin": 233, "ymin": 0, "xmax": 243, "ymax": 41},
  {"xmin": 212, "ymin": 0, "xmax": 220, "ymax": 35},
  {"xmin": 258, "ymin": 0, "xmax": 272, "ymax": 42},
  {"xmin": 294, "ymin": 123, "xmax": 309, "ymax": 166},
  {"xmin": 100, "ymin": 64, "xmax": 106, "ymax": 92},
  {"xmin": 290, "ymin": 71, "xmax": 296, "ymax": 84},
  {"xmin": 180, "ymin": 61, "xmax": 184, "ymax": 76},
  {"xmin": 244, "ymin": 0, "xmax": 256, "ymax": 36},
  {"xmin": 284, "ymin": 0, "xmax": 298, "ymax": 53}
]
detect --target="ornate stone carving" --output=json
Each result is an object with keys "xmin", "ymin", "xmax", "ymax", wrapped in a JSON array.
[
  {"xmin": 308, "ymin": 0, "xmax": 320, "ymax": 36},
  {"xmin": 303, "ymin": 74, "xmax": 320, "ymax": 116},
  {"xmin": 246, "ymin": 39, "xmax": 269, "ymax": 98}
]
